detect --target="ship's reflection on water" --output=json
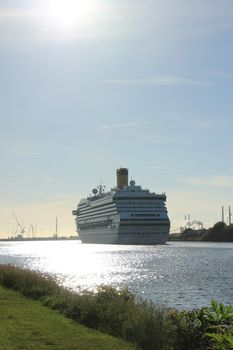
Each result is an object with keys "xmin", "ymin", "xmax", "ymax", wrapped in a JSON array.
[{"xmin": 0, "ymin": 240, "xmax": 233, "ymax": 310}]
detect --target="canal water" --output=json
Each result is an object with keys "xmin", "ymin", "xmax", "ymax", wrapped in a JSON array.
[{"xmin": 0, "ymin": 240, "xmax": 232, "ymax": 310}]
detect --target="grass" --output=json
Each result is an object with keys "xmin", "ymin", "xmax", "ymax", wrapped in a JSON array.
[{"xmin": 0, "ymin": 285, "xmax": 137, "ymax": 350}]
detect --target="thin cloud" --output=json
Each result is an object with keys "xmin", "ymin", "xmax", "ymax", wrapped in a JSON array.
[
  {"xmin": 103, "ymin": 76, "xmax": 209, "ymax": 87},
  {"xmin": 211, "ymin": 73, "xmax": 233, "ymax": 79},
  {"xmin": 192, "ymin": 121, "xmax": 214, "ymax": 129},
  {"xmin": 4, "ymin": 143, "xmax": 44, "ymax": 156},
  {"xmin": 151, "ymin": 139, "xmax": 202, "ymax": 145},
  {"xmin": 165, "ymin": 113, "xmax": 215, "ymax": 130},
  {"xmin": 161, "ymin": 1, "xmax": 233, "ymax": 37},
  {"xmin": 99, "ymin": 122, "xmax": 148, "ymax": 130},
  {"xmin": 183, "ymin": 176, "xmax": 233, "ymax": 188},
  {"xmin": 0, "ymin": 8, "xmax": 41, "ymax": 19},
  {"xmin": 152, "ymin": 166, "xmax": 175, "ymax": 171}
]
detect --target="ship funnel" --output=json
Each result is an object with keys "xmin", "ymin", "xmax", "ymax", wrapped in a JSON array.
[{"xmin": 116, "ymin": 168, "xmax": 128, "ymax": 188}]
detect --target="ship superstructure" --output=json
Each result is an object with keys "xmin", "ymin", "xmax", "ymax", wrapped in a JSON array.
[{"xmin": 72, "ymin": 168, "xmax": 170, "ymax": 244}]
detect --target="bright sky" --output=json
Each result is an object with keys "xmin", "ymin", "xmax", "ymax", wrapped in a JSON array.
[{"xmin": 1, "ymin": 0, "xmax": 233, "ymax": 238}]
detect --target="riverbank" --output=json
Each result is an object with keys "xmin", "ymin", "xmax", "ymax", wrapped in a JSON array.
[
  {"xmin": 0, "ymin": 236, "xmax": 79, "ymax": 241},
  {"xmin": 170, "ymin": 221, "xmax": 233, "ymax": 242},
  {"xmin": 0, "ymin": 285, "xmax": 136, "ymax": 350},
  {"xmin": 0, "ymin": 265, "xmax": 232, "ymax": 350}
]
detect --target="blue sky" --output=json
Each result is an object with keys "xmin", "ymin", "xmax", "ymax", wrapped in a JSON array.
[{"xmin": 0, "ymin": 0, "xmax": 233, "ymax": 237}]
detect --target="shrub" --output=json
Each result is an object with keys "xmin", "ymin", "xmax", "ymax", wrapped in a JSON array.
[
  {"xmin": 0, "ymin": 265, "xmax": 58, "ymax": 298},
  {"xmin": 167, "ymin": 309, "xmax": 208, "ymax": 350},
  {"xmin": 202, "ymin": 300, "xmax": 233, "ymax": 325},
  {"xmin": 206, "ymin": 332, "xmax": 233, "ymax": 350},
  {"xmin": 167, "ymin": 300, "xmax": 233, "ymax": 350}
]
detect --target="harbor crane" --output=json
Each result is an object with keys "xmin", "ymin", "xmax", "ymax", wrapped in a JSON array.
[{"xmin": 11, "ymin": 212, "xmax": 25, "ymax": 237}]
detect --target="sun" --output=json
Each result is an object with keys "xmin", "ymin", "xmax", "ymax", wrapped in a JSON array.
[
  {"xmin": 49, "ymin": 0, "xmax": 93, "ymax": 27},
  {"xmin": 39, "ymin": 0, "xmax": 103, "ymax": 35}
]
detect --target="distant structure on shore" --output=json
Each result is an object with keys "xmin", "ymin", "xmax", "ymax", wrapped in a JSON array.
[
  {"xmin": 179, "ymin": 214, "xmax": 204, "ymax": 236},
  {"xmin": 170, "ymin": 205, "xmax": 233, "ymax": 242},
  {"xmin": 221, "ymin": 205, "xmax": 232, "ymax": 225},
  {"xmin": 10, "ymin": 214, "xmax": 67, "ymax": 241}
]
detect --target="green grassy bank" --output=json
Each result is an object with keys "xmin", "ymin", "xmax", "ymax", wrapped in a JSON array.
[
  {"xmin": 0, "ymin": 265, "xmax": 232, "ymax": 350},
  {"xmin": 0, "ymin": 285, "xmax": 137, "ymax": 350}
]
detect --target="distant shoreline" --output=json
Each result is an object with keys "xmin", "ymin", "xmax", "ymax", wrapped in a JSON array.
[
  {"xmin": 1, "ymin": 236, "xmax": 233, "ymax": 243},
  {"xmin": 0, "ymin": 236, "xmax": 80, "ymax": 242},
  {"xmin": 169, "ymin": 221, "xmax": 233, "ymax": 242}
]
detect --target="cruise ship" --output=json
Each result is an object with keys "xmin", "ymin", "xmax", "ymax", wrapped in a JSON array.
[{"xmin": 72, "ymin": 168, "xmax": 170, "ymax": 244}]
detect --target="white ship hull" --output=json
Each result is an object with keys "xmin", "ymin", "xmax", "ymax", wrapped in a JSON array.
[
  {"xmin": 78, "ymin": 228, "xmax": 118, "ymax": 244},
  {"xmin": 78, "ymin": 226, "xmax": 169, "ymax": 244}
]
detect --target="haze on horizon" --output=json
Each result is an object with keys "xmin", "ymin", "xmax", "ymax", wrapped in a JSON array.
[{"xmin": 0, "ymin": 0, "xmax": 233, "ymax": 238}]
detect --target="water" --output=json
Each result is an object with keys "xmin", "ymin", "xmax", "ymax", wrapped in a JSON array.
[{"xmin": 0, "ymin": 240, "xmax": 232, "ymax": 310}]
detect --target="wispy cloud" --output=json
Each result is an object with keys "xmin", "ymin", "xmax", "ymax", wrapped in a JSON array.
[
  {"xmin": 159, "ymin": 1, "xmax": 233, "ymax": 37},
  {"xmin": 2, "ymin": 143, "xmax": 44, "ymax": 156},
  {"xmin": 175, "ymin": 116, "xmax": 214, "ymax": 129},
  {"xmin": 99, "ymin": 122, "xmax": 148, "ymax": 130},
  {"xmin": 192, "ymin": 121, "xmax": 214, "ymax": 129},
  {"xmin": 183, "ymin": 176, "xmax": 233, "ymax": 188},
  {"xmin": 211, "ymin": 73, "xmax": 233, "ymax": 79},
  {"xmin": 152, "ymin": 166, "xmax": 175, "ymax": 171},
  {"xmin": 0, "ymin": 6, "xmax": 43, "ymax": 20},
  {"xmin": 151, "ymin": 138, "xmax": 202, "ymax": 145},
  {"xmin": 103, "ymin": 76, "xmax": 209, "ymax": 87},
  {"xmin": 0, "ymin": 12, "xmax": 34, "ymax": 19}
]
